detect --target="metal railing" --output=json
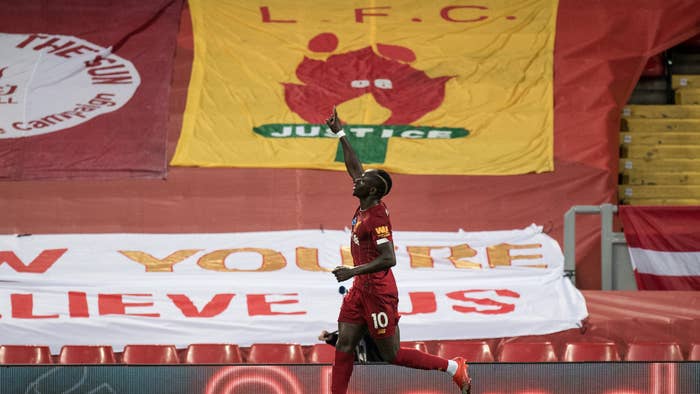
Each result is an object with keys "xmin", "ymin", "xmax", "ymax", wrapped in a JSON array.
[{"xmin": 563, "ymin": 204, "xmax": 636, "ymax": 290}]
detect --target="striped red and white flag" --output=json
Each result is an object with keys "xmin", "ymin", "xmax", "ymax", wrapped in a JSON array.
[{"xmin": 620, "ymin": 206, "xmax": 700, "ymax": 290}]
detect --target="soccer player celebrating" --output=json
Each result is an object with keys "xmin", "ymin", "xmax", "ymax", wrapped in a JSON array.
[{"xmin": 325, "ymin": 107, "xmax": 471, "ymax": 394}]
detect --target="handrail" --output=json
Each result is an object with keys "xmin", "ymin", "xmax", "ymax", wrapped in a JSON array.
[{"xmin": 563, "ymin": 204, "xmax": 629, "ymax": 290}]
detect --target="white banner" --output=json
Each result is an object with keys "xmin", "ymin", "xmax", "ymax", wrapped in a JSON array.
[{"xmin": 0, "ymin": 225, "xmax": 587, "ymax": 353}]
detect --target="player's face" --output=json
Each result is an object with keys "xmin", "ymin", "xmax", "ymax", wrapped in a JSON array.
[
  {"xmin": 352, "ymin": 173, "xmax": 372, "ymax": 197},
  {"xmin": 353, "ymin": 170, "xmax": 383, "ymax": 198}
]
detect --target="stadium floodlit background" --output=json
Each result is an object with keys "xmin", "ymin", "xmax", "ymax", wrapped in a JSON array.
[{"xmin": 0, "ymin": 0, "xmax": 699, "ymax": 393}]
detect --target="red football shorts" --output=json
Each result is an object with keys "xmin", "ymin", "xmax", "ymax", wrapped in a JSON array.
[{"xmin": 337, "ymin": 286, "xmax": 400, "ymax": 339}]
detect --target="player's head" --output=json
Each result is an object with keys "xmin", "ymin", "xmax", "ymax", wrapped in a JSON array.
[{"xmin": 353, "ymin": 169, "xmax": 392, "ymax": 199}]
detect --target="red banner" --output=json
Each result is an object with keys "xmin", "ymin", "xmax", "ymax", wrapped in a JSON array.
[
  {"xmin": 0, "ymin": 0, "xmax": 182, "ymax": 180},
  {"xmin": 620, "ymin": 206, "xmax": 700, "ymax": 290}
]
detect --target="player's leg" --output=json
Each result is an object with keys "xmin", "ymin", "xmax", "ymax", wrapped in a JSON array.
[
  {"xmin": 374, "ymin": 326, "xmax": 446, "ymax": 369},
  {"xmin": 333, "ymin": 287, "xmax": 367, "ymax": 394},
  {"xmin": 332, "ymin": 321, "xmax": 365, "ymax": 394},
  {"xmin": 374, "ymin": 328, "xmax": 471, "ymax": 393},
  {"xmin": 368, "ymin": 294, "xmax": 471, "ymax": 393},
  {"xmin": 364, "ymin": 293, "xmax": 445, "ymax": 368}
]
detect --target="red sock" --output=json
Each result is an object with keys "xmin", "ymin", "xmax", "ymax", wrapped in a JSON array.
[
  {"xmin": 331, "ymin": 349, "xmax": 354, "ymax": 394},
  {"xmin": 391, "ymin": 347, "xmax": 449, "ymax": 371}
]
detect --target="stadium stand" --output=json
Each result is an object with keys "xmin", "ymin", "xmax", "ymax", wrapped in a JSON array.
[
  {"xmin": 496, "ymin": 341, "xmax": 558, "ymax": 362},
  {"xmin": 122, "ymin": 345, "xmax": 180, "ymax": 364},
  {"xmin": 563, "ymin": 342, "xmax": 621, "ymax": 362},
  {"xmin": 246, "ymin": 343, "xmax": 306, "ymax": 364},
  {"xmin": 183, "ymin": 344, "xmax": 242, "ymax": 364},
  {"xmin": 59, "ymin": 345, "xmax": 116, "ymax": 364},
  {"xmin": 689, "ymin": 343, "xmax": 700, "ymax": 361},
  {"xmin": 5, "ymin": 337, "xmax": 700, "ymax": 363},
  {"xmin": 0, "ymin": 345, "xmax": 53, "ymax": 364},
  {"xmin": 641, "ymin": 54, "xmax": 666, "ymax": 78},
  {"xmin": 624, "ymin": 342, "xmax": 684, "ymax": 361},
  {"xmin": 436, "ymin": 341, "xmax": 495, "ymax": 362},
  {"xmin": 627, "ymin": 53, "xmax": 670, "ymax": 105},
  {"xmin": 620, "ymin": 34, "xmax": 700, "ymax": 205},
  {"xmin": 307, "ymin": 343, "xmax": 335, "ymax": 364}
]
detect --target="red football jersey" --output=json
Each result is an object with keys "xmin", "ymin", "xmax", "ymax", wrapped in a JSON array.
[{"xmin": 350, "ymin": 201, "xmax": 397, "ymax": 295}]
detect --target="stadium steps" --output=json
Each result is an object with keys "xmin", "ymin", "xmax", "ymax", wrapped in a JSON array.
[
  {"xmin": 3, "ymin": 340, "xmax": 700, "ymax": 363},
  {"xmin": 619, "ymin": 185, "xmax": 700, "ymax": 202},
  {"xmin": 627, "ymin": 78, "xmax": 669, "ymax": 105},
  {"xmin": 671, "ymin": 53, "xmax": 700, "ymax": 74},
  {"xmin": 671, "ymin": 75, "xmax": 700, "ymax": 90},
  {"xmin": 619, "ymin": 131, "xmax": 700, "ymax": 145},
  {"xmin": 620, "ymin": 171, "xmax": 700, "ymax": 186},
  {"xmin": 621, "ymin": 145, "xmax": 700, "ymax": 159},
  {"xmin": 619, "ymin": 156, "xmax": 700, "ymax": 205},
  {"xmin": 620, "ymin": 158, "xmax": 700, "ymax": 173},
  {"xmin": 621, "ymin": 118, "xmax": 700, "ymax": 132},
  {"xmin": 675, "ymin": 89, "xmax": 700, "ymax": 105},
  {"xmin": 620, "ymin": 198, "xmax": 700, "ymax": 205},
  {"xmin": 620, "ymin": 61, "xmax": 700, "ymax": 206},
  {"xmin": 621, "ymin": 105, "xmax": 700, "ymax": 119},
  {"xmin": 627, "ymin": 90, "xmax": 668, "ymax": 105}
]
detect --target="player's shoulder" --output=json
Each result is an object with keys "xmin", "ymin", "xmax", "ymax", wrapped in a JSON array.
[
  {"xmin": 371, "ymin": 201, "xmax": 390, "ymax": 218},
  {"xmin": 367, "ymin": 202, "xmax": 391, "ymax": 228}
]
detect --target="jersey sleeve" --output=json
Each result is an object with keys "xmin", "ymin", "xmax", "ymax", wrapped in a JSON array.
[{"xmin": 369, "ymin": 207, "xmax": 393, "ymax": 246}]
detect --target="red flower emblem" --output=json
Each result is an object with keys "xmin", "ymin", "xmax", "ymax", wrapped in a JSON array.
[{"xmin": 283, "ymin": 33, "xmax": 451, "ymax": 125}]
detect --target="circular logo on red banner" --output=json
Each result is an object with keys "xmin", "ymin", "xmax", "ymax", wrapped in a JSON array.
[{"xmin": 0, "ymin": 33, "xmax": 140, "ymax": 139}]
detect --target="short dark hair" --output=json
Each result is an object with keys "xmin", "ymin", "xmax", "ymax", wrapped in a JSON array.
[{"xmin": 370, "ymin": 169, "xmax": 392, "ymax": 197}]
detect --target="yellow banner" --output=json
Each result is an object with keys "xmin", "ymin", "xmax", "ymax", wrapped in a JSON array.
[{"xmin": 172, "ymin": 1, "xmax": 557, "ymax": 175}]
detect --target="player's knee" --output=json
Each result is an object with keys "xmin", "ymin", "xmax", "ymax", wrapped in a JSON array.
[
  {"xmin": 335, "ymin": 337, "xmax": 355, "ymax": 353},
  {"xmin": 379, "ymin": 345, "xmax": 399, "ymax": 364},
  {"xmin": 336, "ymin": 342, "xmax": 354, "ymax": 353},
  {"xmin": 380, "ymin": 347, "xmax": 398, "ymax": 363}
]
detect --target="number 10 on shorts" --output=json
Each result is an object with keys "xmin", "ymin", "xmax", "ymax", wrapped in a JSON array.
[{"xmin": 371, "ymin": 312, "xmax": 389, "ymax": 329}]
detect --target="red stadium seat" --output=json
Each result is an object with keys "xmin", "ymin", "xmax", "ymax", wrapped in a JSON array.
[
  {"xmin": 0, "ymin": 345, "xmax": 53, "ymax": 364},
  {"xmin": 563, "ymin": 342, "xmax": 620, "ymax": 362},
  {"xmin": 497, "ymin": 341, "xmax": 558, "ymax": 362},
  {"xmin": 625, "ymin": 342, "xmax": 683, "ymax": 361},
  {"xmin": 59, "ymin": 345, "xmax": 116, "ymax": 364},
  {"xmin": 689, "ymin": 343, "xmax": 700, "ymax": 361},
  {"xmin": 308, "ymin": 344, "xmax": 335, "ymax": 363},
  {"xmin": 122, "ymin": 345, "xmax": 179, "ymax": 364},
  {"xmin": 184, "ymin": 344, "xmax": 242, "ymax": 364},
  {"xmin": 641, "ymin": 54, "xmax": 665, "ymax": 77},
  {"xmin": 247, "ymin": 343, "xmax": 306, "ymax": 364},
  {"xmin": 401, "ymin": 341, "xmax": 428, "ymax": 353},
  {"xmin": 436, "ymin": 341, "xmax": 494, "ymax": 362}
]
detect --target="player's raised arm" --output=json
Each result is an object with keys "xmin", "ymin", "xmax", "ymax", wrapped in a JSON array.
[{"xmin": 325, "ymin": 107, "xmax": 363, "ymax": 179}]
